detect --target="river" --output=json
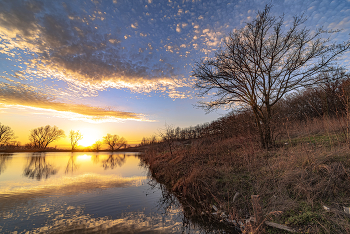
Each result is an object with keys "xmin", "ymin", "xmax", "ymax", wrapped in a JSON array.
[{"xmin": 0, "ymin": 152, "xmax": 231, "ymax": 233}]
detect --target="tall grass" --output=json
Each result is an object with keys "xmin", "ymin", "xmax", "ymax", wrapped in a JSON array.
[{"xmin": 141, "ymin": 116, "xmax": 350, "ymax": 233}]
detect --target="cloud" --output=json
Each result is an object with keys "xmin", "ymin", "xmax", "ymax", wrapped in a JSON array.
[
  {"xmin": 0, "ymin": 0, "xmax": 189, "ymax": 97},
  {"xmin": 176, "ymin": 23, "xmax": 181, "ymax": 33},
  {"xmin": 131, "ymin": 22, "xmax": 138, "ymax": 28},
  {"xmin": 0, "ymin": 83, "xmax": 148, "ymax": 122}
]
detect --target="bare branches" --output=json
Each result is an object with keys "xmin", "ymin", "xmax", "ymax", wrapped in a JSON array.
[
  {"xmin": 103, "ymin": 134, "xmax": 127, "ymax": 151},
  {"xmin": 69, "ymin": 130, "xmax": 83, "ymax": 150},
  {"xmin": 29, "ymin": 125, "xmax": 65, "ymax": 149},
  {"xmin": 92, "ymin": 140, "xmax": 103, "ymax": 151},
  {"xmin": 193, "ymin": 4, "xmax": 350, "ymax": 148},
  {"xmin": 0, "ymin": 123, "xmax": 16, "ymax": 145}
]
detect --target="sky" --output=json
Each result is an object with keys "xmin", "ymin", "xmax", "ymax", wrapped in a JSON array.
[{"xmin": 0, "ymin": 0, "xmax": 350, "ymax": 148}]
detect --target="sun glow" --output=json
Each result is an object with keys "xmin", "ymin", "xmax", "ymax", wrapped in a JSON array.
[
  {"xmin": 78, "ymin": 127, "xmax": 103, "ymax": 147},
  {"xmin": 77, "ymin": 154, "xmax": 91, "ymax": 161}
]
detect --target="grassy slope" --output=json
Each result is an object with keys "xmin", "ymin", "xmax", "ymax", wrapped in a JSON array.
[{"xmin": 141, "ymin": 117, "xmax": 350, "ymax": 233}]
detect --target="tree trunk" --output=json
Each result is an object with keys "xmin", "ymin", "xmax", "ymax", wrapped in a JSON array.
[
  {"xmin": 252, "ymin": 105, "xmax": 273, "ymax": 149},
  {"xmin": 252, "ymin": 107, "xmax": 266, "ymax": 149}
]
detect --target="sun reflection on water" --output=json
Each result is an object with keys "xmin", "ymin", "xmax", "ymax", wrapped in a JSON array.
[{"xmin": 76, "ymin": 154, "xmax": 91, "ymax": 161}]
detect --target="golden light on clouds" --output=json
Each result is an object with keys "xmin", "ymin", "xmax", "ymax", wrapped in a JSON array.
[
  {"xmin": 0, "ymin": 103, "xmax": 149, "ymax": 123},
  {"xmin": 0, "ymin": 83, "xmax": 150, "ymax": 122}
]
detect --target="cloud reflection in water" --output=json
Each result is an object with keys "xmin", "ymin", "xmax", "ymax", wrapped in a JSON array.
[
  {"xmin": 0, "ymin": 173, "xmax": 193, "ymax": 233},
  {"xmin": 30, "ymin": 208, "xmax": 185, "ymax": 234},
  {"xmin": 0, "ymin": 173, "xmax": 146, "ymax": 198}
]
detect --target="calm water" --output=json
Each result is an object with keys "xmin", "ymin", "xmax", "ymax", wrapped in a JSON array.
[{"xmin": 0, "ymin": 152, "xmax": 204, "ymax": 233}]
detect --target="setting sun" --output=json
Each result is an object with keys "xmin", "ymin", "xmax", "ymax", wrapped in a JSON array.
[{"xmin": 78, "ymin": 128, "xmax": 103, "ymax": 147}]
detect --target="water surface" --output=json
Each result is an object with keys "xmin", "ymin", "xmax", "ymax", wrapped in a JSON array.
[{"xmin": 0, "ymin": 152, "xmax": 201, "ymax": 233}]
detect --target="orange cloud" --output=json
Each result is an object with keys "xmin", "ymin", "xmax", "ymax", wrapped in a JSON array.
[{"xmin": 0, "ymin": 83, "xmax": 148, "ymax": 122}]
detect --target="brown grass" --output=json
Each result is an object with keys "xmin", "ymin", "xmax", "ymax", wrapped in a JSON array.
[{"xmin": 141, "ymin": 117, "xmax": 350, "ymax": 233}]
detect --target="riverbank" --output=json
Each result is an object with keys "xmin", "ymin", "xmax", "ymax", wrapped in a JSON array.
[
  {"xmin": 140, "ymin": 120, "xmax": 350, "ymax": 233},
  {"xmin": 0, "ymin": 145, "xmax": 149, "ymax": 153}
]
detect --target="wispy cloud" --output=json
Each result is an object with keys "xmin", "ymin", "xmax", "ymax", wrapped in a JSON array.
[{"xmin": 0, "ymin": 83, "xmax": 148, "ymax": 122}]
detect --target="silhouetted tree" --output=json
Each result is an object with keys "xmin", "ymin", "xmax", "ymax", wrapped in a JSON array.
[
  {"xmin": 159, "ymin": 125, "xmax": 177, "ymax": 155},
  {"xmin": 29, "ymin": 125, "xmax": 65, "ymax": 149},
  {"xmin": 140, "ymin": 137, "xmax": 148, "ymax": 146},
  {"xmin": 69, "ymin": 130, "xmax": 83, "ymax": 150},
  {"xmin": 92, "ymin": 140, "xmax": 103, "ymax": 151},
  {"xmin": 103, "ymin": 134, "xmax": 127, "ymax": 151},
  {"xmin": 193, "ymin": 5, "xmax": 350, "ymax": 148},
  {"xmin": 0, "ymin": 123, "xmax": 16, "ymax": 145}
]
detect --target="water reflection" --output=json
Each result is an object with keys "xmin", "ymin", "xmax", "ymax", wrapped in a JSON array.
[
  {"xmin": 65, "ymin": 154, "xmax": 79, "ymax": 174},
  {"xmin": 102, "ymin": 154, "xmax": 126, "ymax": 170},
  {"xmin": 0, "ymin": 152, "xmax": 233, "ymax": 233},
  {"xmin": 27, "ymin": 205, "xmax": 186, "ymax": 234},
  {"xmin": 148, "ymin": 179, "xmax": 204, "ymax": 234},
  {"xmin": 23, "ymin": 153, "xmax": 58, "ymax": 180},
  {"xmin": 0, "ymin": 153, "xmax": 12, "ymax": 175},
  {"xmin": 147, "ymin": 178, "xmax": 239, "ymax": 234},
  {"xmin": 0, "ymin": 174, "xmax": 146, "ymax": 206},
  {"xmin": 92, "ymin": 154, "xmax": 100, "ymax": 164}
]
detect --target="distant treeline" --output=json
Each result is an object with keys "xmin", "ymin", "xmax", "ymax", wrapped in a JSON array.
[
  {"xmin": 141, "ymin": 72, "xmax": 350, "ymax": 146},
  {"xmin": 0, "ymin": 124, "xmax": 127, "ymax": 151}
]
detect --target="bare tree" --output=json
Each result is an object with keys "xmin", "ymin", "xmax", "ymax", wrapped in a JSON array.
[
  {"xmin": 159, "ymin": 125, "xmax": 176, "ymax": 155},
  {"xmin": 92, "ymin": 140, "xmax": 103, "ymax": 151},
  {"xmin": 193, "ymin": 4, "xmax": 350, "ymax": 148},
  {"xmin": 103, "ymin": 134, "xmax": 127, "ymax": 151},
  {"xmin": 29, "ymin": 125, "xmax": 65, "ymax": 149},
  {"xmin": 69, "ymin": 130, "xmax": 83, "ymax": 150},
  {"xmin": 0, "ymin": 123, "xmax": 16, "ymax": 145}
]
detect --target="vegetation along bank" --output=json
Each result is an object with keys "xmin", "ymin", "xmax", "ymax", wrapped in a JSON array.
[{"xmin": 141, "ymin": 99, "xmax": 350, "ymax": 233}]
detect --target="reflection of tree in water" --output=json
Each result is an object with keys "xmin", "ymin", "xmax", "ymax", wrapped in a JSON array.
[
  {"xmin": 147, "ymin": 178, "xmax": 239, "ymax": 234},
  {"xmin": 102, "ymin": 154, "xmax": 126, "ymax": 170},
  {"xmin": 92, "ymin": 154, "xmax": 100, "ymax": 164},
  {"xmin": 65, "ymin": 154, "xmax": 79, "ymax": 174},
  {"xmin": 24, "ymin": 153, "xmax": 58, "ymax": 180},
  {"xmin": 0, "ymin": 153, "xmax": 12, "ymax": 175}
]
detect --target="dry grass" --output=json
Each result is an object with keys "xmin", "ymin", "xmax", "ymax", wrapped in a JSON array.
[{"xmin": 141, "ymin": 117, "xmax": 350, "ymax": 233}]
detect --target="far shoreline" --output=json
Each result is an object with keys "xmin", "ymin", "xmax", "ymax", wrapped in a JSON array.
[{"xmin": 0, "ymin": 145, "xmax": 149, "ymax": 153}]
